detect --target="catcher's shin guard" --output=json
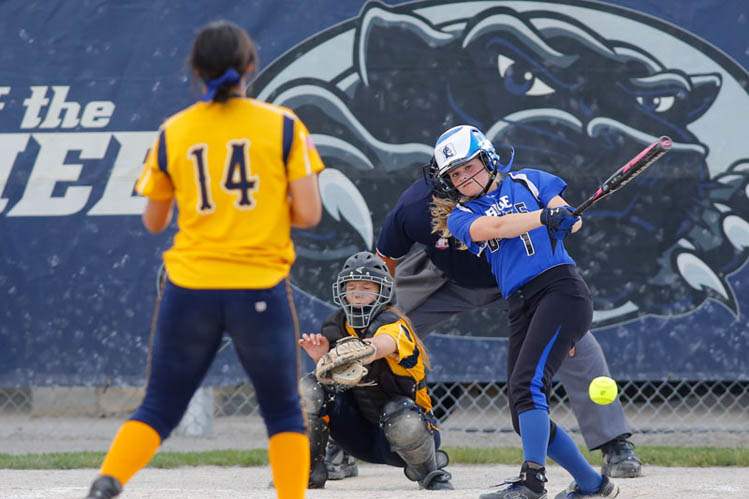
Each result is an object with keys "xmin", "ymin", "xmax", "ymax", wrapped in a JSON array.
[
  {"xmin": 380, "ymin": 397, "xmax": 453, "ymax": 490},
  {"xmin": 85, "ymin": 475, "xmax": 122, "ymax": 499},
  {"xmin": 299, "ymin": 373, "xmax": 330, "ymax": 488}
]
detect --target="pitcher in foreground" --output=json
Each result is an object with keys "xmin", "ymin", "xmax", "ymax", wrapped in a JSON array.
[{"xmin": 85, "ymin": 21, "xmax": 323, "ymax": 499}]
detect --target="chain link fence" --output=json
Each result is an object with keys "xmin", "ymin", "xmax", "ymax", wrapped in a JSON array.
[{"xmin": 2, "ymin": 379, "xmax": 747, "ymax": 453}]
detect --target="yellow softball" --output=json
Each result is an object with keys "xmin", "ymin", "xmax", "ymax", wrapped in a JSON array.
[{"xmin": 588, "ymin": 376, "xmax": 618, "ymax": 405}]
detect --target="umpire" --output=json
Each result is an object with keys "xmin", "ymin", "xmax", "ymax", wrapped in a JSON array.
[{"xmin": 375, "ymin": 174, "xmax": 642, "ymax": 479}]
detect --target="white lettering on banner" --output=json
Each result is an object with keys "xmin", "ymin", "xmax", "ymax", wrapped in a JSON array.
[
  {"xmin": 21, "ymin": 86, "xmax": 49, "ymax": 128},
  {"xmin": 89, "ymin": 131, "xmax": 155, "ymax": 215},
  {"xmin": 0, "ymin": 134, "xmax": 31, "ymax": 213},
  {"xmin": 38, "ymin": 86, "xmax": 81, "ymax": 128},
  {"xmin": 7, "ymin": 133, "xmax": 109, "ymax": 216},
  {"xmin": 80, "ymin": 101, "xmax": 115, "ymax": 128},
  {"xmin": 21, "ymin": 86, "xmax": 115, "ymax": 129},
  {"xmin": 0, "ymin": 87, "xmax": 10, "ymax": 111}
]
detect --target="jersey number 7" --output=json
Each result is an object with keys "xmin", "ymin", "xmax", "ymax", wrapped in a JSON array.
[{"xmin": 188, "ymin": 139, "xmax": 259, "ymax": 213}]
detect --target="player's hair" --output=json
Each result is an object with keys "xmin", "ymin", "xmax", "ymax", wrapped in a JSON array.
[
  {"xmin": 189, "ymin": 21, "xmax": 258, "ymax": 103},
  {"xmin": 429, "ymin": 175, "xmax": 501, "ymax": 248},
  {"xmin": 430, "ymin": 195, "xmax": 460, "ymax": 241},
  {"xmin": 385, "ymin": 305, "xmax": 431, "ymax": 369}
]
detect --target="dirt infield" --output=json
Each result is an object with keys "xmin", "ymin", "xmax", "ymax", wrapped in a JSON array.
[{"xmin": 2, "ymin": 464, "xmax": 747, "ymax": 499}]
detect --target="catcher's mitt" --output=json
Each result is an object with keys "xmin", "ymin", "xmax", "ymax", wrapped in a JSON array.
[{"xmin": 315, "ymin": 336, "xmax": 377, "ymax": 388}]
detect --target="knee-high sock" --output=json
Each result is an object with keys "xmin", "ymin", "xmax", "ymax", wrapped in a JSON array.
[
  {"xmin": 100, "ymin": 420, "xmax": 161, "ymax": 486},
  {"xmin": 518, "ymin": 408, "xmax": 550, "ymax": 466},
  {"xmin": 547, "ymin": 425, "xmax": 603, "ymax": 493},
  {"xmin": 269, "ymin": 432, "xmax": 310, "ymax": 499}
]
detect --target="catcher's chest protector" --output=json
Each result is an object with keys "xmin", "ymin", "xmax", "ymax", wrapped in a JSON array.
[{"xmin": 320, "ymin": 310, "xmax": 422, "ymax": 425}]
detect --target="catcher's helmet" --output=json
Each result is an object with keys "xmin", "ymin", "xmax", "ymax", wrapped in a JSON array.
[
  {"xmin": 426, "ymin": 125, "xmax": 504, "ymax": 201},
  {"xmin": 332, "ymin": 251, "xmax": 394, "ymax": 329}
]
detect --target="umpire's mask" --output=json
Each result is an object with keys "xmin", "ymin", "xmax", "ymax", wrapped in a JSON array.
[{"xmin": 332, "ymin": 252, "xmax": 394, "ymax": 329}]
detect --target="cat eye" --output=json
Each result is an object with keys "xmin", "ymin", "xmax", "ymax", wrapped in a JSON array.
[{"xmin": 497, "ymin": 55, "xmax": 555, "ymax": 97}]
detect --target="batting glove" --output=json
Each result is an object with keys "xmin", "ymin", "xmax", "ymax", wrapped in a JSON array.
[{"xmin": 540, "ymin": 205, "xmax": 579, "ymax": 241}]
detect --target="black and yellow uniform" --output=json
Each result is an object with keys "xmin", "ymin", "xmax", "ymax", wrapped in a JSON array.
[
  {"xmin": 308, "ymin": 307, "xmax": 441, "ymax": 472},
  {"xmin": 300, "ymin": 251, "xmax": 452, "ymax": 491},
  {"xmin": 321, "ymin": 309, "xmax": 432, "ymax": 424}
]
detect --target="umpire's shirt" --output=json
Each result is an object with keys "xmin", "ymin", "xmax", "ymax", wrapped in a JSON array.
[{"xmin": 376, "ymin": 178, "xmax": 497, "ymax": 288}]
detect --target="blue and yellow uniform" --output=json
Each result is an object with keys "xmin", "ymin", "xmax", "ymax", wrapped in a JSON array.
[
  {"xmin": 86, "ymin": 22, "xmax": 321, "ymax": 499},
  {"xmin": 133, "ymin": 97, "xmax": 323, "ymax": 435},
  {"xmin": 136, "ymin": 99, "xmax": 323, "ymax": 289},
  {"xmin": 96, "ymin": 98, "xmax": 323, "ymax": 493}
]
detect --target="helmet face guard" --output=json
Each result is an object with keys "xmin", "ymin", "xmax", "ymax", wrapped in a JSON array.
[
  {"xmin": 427, "ymin": 125, "xmax": 504, "ymax": 201},
  {"xmin": 332, "ymin": 252, "xmax": 394, "ymax": 329},
  {"xmin": 426, "ymin": 151, "xmax": 498, "ymax": 201}
]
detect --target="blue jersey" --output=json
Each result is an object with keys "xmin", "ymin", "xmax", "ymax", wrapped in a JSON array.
[
  {"xmin": 447, "ymin": 169, "xmax": 576, "ymax": 298},
  {"xmin": 377, "ymin": 178, "xmax": 497, "ymax": 288}
]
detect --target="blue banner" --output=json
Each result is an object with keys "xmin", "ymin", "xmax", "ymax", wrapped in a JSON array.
[{"xmin": 1, "ymin": 0, "xmax": 747, "ymax": 385}]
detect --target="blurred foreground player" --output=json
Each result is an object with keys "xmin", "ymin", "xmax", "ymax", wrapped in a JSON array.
[{"xmin": 86, "ymin": 21, "xmax": 324, "ymax": 499}]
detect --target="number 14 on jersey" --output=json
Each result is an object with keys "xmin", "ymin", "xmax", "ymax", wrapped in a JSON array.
[{"xmin": 188, "ymin": 139, "xmax": 259, "ymax": 213}]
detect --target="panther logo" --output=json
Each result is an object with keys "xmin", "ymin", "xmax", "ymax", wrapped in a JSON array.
[{"xmin": 255, "ymin": 1, "xmax": 749, "ymax": 329}]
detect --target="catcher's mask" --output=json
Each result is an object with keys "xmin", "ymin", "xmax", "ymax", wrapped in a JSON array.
[{"xmin": 332, "ymin": 251, "xmax": 394, "ymax": 329}]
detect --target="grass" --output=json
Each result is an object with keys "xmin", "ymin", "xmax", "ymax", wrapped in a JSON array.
[
  {"xmin": 445, "ymin": 446, "xmax": 749, "ymax": 467},
  {"xmin": 1, "ymin": 447, "xmax": 747, "ymax": 470}
]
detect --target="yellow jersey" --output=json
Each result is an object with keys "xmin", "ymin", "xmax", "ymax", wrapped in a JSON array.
[
  {"xmin": 136, "ymin": 98, "xmax": 324, "ymax": 289},
  {"xmin": 344, "ymin": 318, "xmax": 432, "ymax": 413}
]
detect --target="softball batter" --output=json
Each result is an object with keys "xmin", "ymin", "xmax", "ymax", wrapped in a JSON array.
[
  {"xmin": 375, "ymin": 171, "xmax": 640, "ymax": 479},
  {"xmin": 432, "ymin": 125, "xmax": 619, "ymax": 499}
]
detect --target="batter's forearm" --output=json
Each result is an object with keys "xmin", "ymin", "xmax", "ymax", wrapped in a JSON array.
[{"xmin": 469, "ymin": 211, "xmax": 543, "ymax": 241}]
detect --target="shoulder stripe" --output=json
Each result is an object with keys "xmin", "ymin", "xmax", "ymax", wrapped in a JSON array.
[
  {"xmin": 399, "ymin": 323, "xmax": 413, "ymax": 342},
  {"xmin": 509, "ymin": 172, "xmax": 540, "ymax": 200},
  {"xmin": 455, "ymin": 203, "xmax": 473, "ymax": 213},
  {"xmin": 157, "ymin": 130, "xmax": 167, "ymax": 173},
  {"xmin": 282, "ymin": 115, "xmax": 294, "ymax": 168}
]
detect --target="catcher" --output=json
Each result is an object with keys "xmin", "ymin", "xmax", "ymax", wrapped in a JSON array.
[{"xmin": 298, "ymin": 251, "xmax": 453, "ymax": 491}]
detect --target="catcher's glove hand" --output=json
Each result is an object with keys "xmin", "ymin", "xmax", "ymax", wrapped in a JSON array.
[{"xmin": 315, "ymin": 336, "xmax": 377, "ymax": 388}]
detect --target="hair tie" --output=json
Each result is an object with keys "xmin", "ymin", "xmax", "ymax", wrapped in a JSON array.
[{"xmin": 201, "ymin": 68, "xmax": 241, "ymax": 101}]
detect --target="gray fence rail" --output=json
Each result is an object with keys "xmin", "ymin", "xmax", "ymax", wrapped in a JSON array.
[{"xmin": 2, "ymin": 380, "xmax": 747, "ymax": 454}]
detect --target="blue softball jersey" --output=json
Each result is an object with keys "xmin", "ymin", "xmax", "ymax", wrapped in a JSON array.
[{"xmin": 447, "ymin": 169, "xmax": 576, "ymax": 298}]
